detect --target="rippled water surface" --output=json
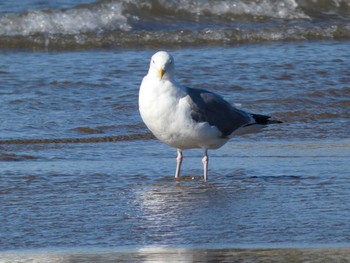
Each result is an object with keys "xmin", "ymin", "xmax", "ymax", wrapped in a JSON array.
[
  {"xmin": 1, "ymin": 42, "xmax": 350, "ymax": 257},
  {"xmin": 1, "ymin": 42, "xmax": 349, "ymax": 140},
  {"xmin": 1, "ymin": 1, "xmax": 350, "ymax": 257}
]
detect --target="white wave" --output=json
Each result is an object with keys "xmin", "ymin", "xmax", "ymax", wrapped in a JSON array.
[
  {"xmin": 0, "ymin": 3, "xmax": 130, "ymax": 36},
  {"xmin": 156, "ymin": 0, "xmax": 310, "ymax": 20}
]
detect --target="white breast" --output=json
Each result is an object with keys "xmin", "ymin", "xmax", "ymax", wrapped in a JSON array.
[{"xmin": 139, "ymin": 76, "xmax": 227, "ymax": 150}]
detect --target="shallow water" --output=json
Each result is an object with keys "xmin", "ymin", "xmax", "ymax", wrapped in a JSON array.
[
  {"xmin": 2, "ymin": 138, "xmax": 350, "ymax": 250},
  {"xmin": 1, "ymin": 1, "xmax": 350, "ymax": 260},
  {"xmin": 1, "ymin": 42, "xmax": 350, "ymax": 257},
  {"xmin": 1, "ymin": 42, "xmax": 349, "ymax": 141}
]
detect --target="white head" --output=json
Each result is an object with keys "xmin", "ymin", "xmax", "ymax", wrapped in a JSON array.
[{"xmin": 148, "ymin": 51, "xmax": 175, "ymax": 80}]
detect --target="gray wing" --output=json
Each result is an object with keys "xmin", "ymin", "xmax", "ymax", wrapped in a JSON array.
[{"xmin": 186, "ymin": 87, "xmax": 252, "ymax": 137}]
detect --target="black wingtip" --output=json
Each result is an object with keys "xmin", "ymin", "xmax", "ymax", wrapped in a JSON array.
[
  {"xmin": 267, "ymin": 119, "xmax": 283, "ymax": 124},
  {"xmin": 252, "ymin": 114, "xmax": 282, "ymax": 125}
]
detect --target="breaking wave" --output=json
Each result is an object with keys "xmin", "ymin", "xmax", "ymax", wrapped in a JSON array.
[{"xmin": 0, "ymin": 0, "xmax": 350, "ymax": 49}]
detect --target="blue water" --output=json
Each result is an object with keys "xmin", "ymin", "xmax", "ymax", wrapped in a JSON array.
[
  {"xmin": 1, "ymin": 0, "xmax": 350, "ymax": 49},
  {"xmin": 1, "ymin": 0, "xmax": 350, "ymax": 258},
  {"xmin": 1, "ymin": 43, "xmax": 350, "ymax": 254}
]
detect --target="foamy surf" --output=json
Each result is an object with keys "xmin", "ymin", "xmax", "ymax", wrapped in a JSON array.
[
  {"xmin": 0, "ymin": 2, "xmax": 130, "ymax": 36},
  {"xmin": 0, "ymin": 0, "xmax": 349, "ymax": 49}
]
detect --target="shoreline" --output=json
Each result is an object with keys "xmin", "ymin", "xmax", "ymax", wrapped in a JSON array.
[{"xmin": 2, "ymin": 246, "xmax": 350, "ymax": 262}]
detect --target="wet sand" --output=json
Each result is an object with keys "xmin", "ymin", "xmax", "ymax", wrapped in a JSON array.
[{"xmin": 2, "ymin": 247, "xmax": 350, "ymax": 263}]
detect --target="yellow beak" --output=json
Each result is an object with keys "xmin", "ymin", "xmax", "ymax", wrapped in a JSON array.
[{"xmin": 158, "ymin": 68, "xmax": 164, "ymax": 79}]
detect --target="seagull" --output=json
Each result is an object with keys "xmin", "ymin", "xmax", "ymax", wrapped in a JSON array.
[{"xmin": 139, "ymin": 51, "xmax": 281, "ymax": 181}]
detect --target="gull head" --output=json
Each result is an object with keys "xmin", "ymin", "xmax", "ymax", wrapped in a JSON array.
[{"xmin": 148, "ymin": 51, "xmax": 175, "ymax": 80}]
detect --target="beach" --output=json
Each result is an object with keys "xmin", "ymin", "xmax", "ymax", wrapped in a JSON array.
[{"xmin": 2, "ymin": 247, "xmax": 350, "ymax": 262}]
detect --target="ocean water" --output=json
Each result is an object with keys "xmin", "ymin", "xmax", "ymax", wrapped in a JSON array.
[
  {"xmin": 1, "ymin": 0, "xmax": 350, "ymax": 262},
  {"xmin": 0, "ymin": 0, "xmax": 350, "ymax": 49}
]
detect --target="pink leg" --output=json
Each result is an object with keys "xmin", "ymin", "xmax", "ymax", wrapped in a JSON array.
[
  {"xmin": 175, "ymin": 149, "xmax": 183, "ymax": 179},
  {"xmin": 202, "ymin": 149, "xmax": 208, "ymax": 181}
]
